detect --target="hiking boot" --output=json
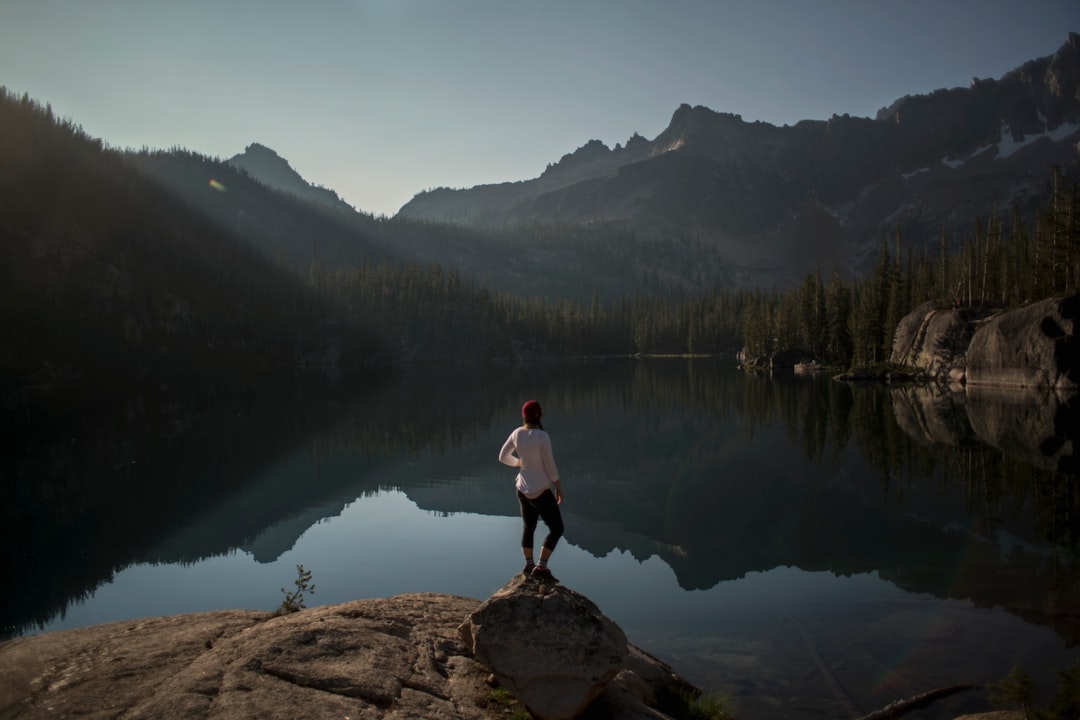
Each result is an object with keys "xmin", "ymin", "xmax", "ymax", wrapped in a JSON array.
[
  {"xmin": 522, "ymin": 562, "xmax": 536, "ymax": 577},
  {"xmin": 530, "ymin": 566, "xmax": 558, "ymax": 583}
]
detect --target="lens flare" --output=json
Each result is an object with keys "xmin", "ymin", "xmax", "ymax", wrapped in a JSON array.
[{"xmin": 208, "ymin": 179, "xmax": 227, "ymax": 192}]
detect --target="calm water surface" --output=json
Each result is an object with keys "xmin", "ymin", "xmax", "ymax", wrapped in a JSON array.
[{"xmin": 6, "ymin": 359, "xmax": 1079, "ymax": 720}]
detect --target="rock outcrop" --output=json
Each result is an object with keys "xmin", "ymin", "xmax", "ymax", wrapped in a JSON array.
[
  {"xmin": 890, "ymin": 300, "xmax": 978, "ymax": 384},
  {"xmin": 890, "ymin": 295, "xmax": 1079, "ymax": 391},
  {"xmin": 0, "ymin": 590, "xmax": 697, "ymax": 720},
  {"xmin": 459, "ymin": 574, "xmax": 627, "ymax": 720},
  {"xmin": 966, "ymin": 295, "xmax": 1079, "ymax": 390}
]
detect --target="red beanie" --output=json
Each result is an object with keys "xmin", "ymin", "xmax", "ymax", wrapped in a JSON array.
[{"xmin": 521, "ymin": 400, "xmax": 542, "ymax": 421}]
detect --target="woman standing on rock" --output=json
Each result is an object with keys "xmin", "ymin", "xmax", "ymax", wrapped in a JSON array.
[{"xmin": 499, "ymin": 400, "xmax": 564, "ymax": 582}]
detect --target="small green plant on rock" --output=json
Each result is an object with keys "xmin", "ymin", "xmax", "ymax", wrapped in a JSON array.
[
  {"xmin": 487, "ymin": 686, "xmax": 532, "ymax": 720},
  {"xmin": 659, "ymin": 687, "xmax": 735, "ymax": 720},
  {"xmin": 278, "ymin": 564, "xmax": 315, "ymax": 614},
  {"xmin": 687, "ymin": 691, "xmax": 736, "ymax": 720}
]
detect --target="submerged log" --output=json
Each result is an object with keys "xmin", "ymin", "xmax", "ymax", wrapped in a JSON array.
[{"xmin": 854, "ymin": 684, "xmax": 976, "ymax": 720}]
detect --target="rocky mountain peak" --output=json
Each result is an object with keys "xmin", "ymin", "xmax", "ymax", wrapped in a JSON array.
[
  {"xmin": 622, "ymin": 131, "xmax": 649, "ymax": 151},
  {"xmin": 241, "ymin": 141, "xmax": 281, "ymax": 159},
  {"xmin": 666, "ymin": 103, "xmax": 745, "ymax": 136},
  {"xmin": 230, "ymin": 142, "xmax": 292, "ymax": 176},
  {"xmin": 648, "ymin": 103, "xmax": 763, "ymax": 161},
  {"xmin": 548, "ymin": 138, "xmax": 611, "ymax": 171},
  {"xmin": 228, "ymin": 143, "xmax": 353, "ymax": 212}
]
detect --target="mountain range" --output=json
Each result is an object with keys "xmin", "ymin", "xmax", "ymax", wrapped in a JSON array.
[
  {"xmin": 118, "ymin": 33, "xmax": 1080, "ymax": 296},
  {"xmin": 374, "ymin": 33, "xmax": 1079, "ymax": 287}
]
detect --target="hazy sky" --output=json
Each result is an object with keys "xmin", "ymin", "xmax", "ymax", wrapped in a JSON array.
[{"xmin": 1, "ymin": 1, "xmax": 1077, "ymax": 217}]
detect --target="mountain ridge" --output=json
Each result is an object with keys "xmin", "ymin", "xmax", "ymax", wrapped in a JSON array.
[
  {"xmin": 123, "ymin": 34, "xmax": 1080, "ymax": 293},
  {"xmin": 227, "ymin": 142, "xmax": 355, "ymax": 213},
  {"xmin": 395, "ymin": 32, "xmax": 1080, "ymax": 286}
]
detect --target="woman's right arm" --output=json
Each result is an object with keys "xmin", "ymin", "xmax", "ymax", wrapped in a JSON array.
[{"xmin": 498, "ymin": 431, "xmax": 521, "ymax": 467}]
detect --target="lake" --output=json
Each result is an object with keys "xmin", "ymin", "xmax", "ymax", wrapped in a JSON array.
[{"xmin": 4, "ymin": 358, "xmax": 1079, "ymax": 719}]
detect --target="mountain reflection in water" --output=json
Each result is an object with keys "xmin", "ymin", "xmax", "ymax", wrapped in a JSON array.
[{"xmin": 4, "ymin": 359, "xmax": 1079, "ymax": 720}]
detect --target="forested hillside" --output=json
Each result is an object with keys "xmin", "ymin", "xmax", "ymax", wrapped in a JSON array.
[
  {"xmin": 135, "ymin": 147, "xmax": 741, "ymax": 303},
  {"xmin": 0, "ymin": 88, "xmax": 390, "ymax": 393}
]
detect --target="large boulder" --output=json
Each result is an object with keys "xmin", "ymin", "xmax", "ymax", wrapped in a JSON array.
[
  {"xmin": 966, "ymin": 295, "xmax": 1080, "ymax": 390},
  {"xmin": 890, "ymin": 300, "xmax": 978, "ymax": 383},
  {"xmin": 890, "ymin": 295, "xmax": 1080, "ymax": 391},
  {"xmin": 458, "ymin": 574, "xmax": 628, "ymax": 720}
]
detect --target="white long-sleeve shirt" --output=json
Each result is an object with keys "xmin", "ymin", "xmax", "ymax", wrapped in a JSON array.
[{"xmin": 499, "ymin": 426, "xmax": 560, "ymax": 499}]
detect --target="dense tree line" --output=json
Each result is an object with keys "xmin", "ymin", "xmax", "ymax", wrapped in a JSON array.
[
  {"xmin": 296, "ymin": 257, "xmax": 750, "ymax": 363},
  {"xmin": 739, "ymin": 166, "xmax": 1080, "ymax": 367}
]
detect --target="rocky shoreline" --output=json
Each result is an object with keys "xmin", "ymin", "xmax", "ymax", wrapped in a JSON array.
[
  {"xmin": 0, "ymin": 574, "xmax": 1028, "ymax": 720},
  {"xmin": 0, "ymin": 578, "xmax": 699, "ymax": 720}
]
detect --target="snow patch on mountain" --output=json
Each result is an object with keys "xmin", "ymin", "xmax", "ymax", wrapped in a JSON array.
[
  {"xmin": 902, "ymin": 114, "xmax": 1080, "ymax": 179},
  {"xmin": 997, "ymin": 114, "xmax": 1080, "ymax": 159}
]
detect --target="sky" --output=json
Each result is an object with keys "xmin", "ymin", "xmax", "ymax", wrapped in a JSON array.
[{"xmin": 1, "ymin": 1, "xmax": 1078, "ymax": 217}]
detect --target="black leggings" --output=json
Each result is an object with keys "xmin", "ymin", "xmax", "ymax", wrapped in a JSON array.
[{"xmin": 518, "ymin": 489, "xmax": 564, "ymax": 551}]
